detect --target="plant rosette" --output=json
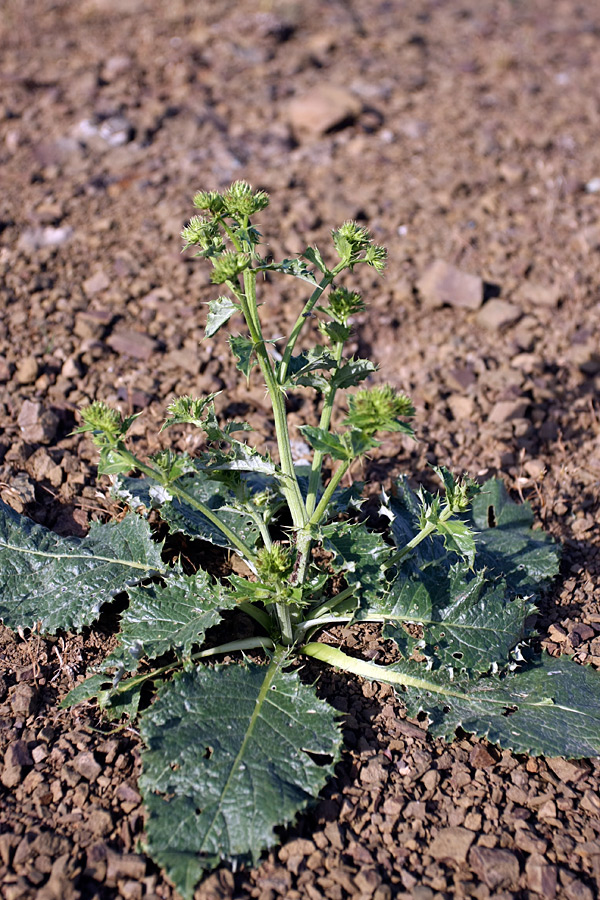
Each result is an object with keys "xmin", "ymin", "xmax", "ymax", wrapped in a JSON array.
[{"xmin": 1, "ymin": 181, "xmax": 598, "ymax": 899}]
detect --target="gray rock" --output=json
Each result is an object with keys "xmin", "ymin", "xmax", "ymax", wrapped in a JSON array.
[
  {"xmin": 106, "ymin": 329, "xmax": 158, "ymax": 360},
  {"xmin": 15, "ymin": 356, "xmax": 40, "ymax": 385},
  {"xmin": 469, "ymin": 845, "xmax": 520, "ymax": 890},
  {"xmin": 286, "ymin": 85, "xmax": 361, "ymax": 138},
  {"xmin": 18, "ymin": 400, "xmax": 59, "ymax": 444},
  {"xmin": 428, "ymin": 826, "xmax": 475, "ymax": 863}
]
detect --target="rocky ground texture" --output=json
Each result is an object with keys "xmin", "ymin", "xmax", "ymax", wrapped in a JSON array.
[{"xmin": 1, "ymin": 1, "xmax": 600, "ymax": 898}]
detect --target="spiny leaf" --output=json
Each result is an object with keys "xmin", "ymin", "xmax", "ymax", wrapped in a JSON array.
[
  {"xmin": 139, "ymin": 658, "xmax": 342, "ymax": 900},
  {"xmin": 302, "ymin": 245, "xmax": 329, "ymax": 274},
  {"xmin": 277, "ymin": 347, "xmax": 337, "ymax": 388},
  {"xmin": 205, "ymin": 296, "xmax": 240, "ymax": 338},
  {"xmin": 229, "ymin": 335, "xmax": 256, "ymax": 379},
  {"xmin": 323, "ymin": 521, "xmax": 392, "ymax": 610},
  {"xmin": 114, "ymin": 470, "xmax": 261, "ymax": 552},
  {"xmin": 435, "ymin": 517, "xmax": 477, "ymax": 568},
  {"xmin": 118, "ymin": 571, "xmax": 237, "ymax": 671},
  {"xmin": 0, "ymin": 502, "xmax": 164, "ymax": 633},
  {"xmin": 257, "ymin": 257, "xmax": 318, "ymax": 285},
  {"xmin": 329, "ymin": 358, "xmax": 376, "ymax": 391},
  {"xmin": 396, "ymin": 653, "xmax": 600, "ymax": 758},
  {"xmin": 366, "ymin": 562, "xmax": 535, "ymax": 677},
  {"xmin": 299, "ymin": 426, "xmax": 350, "ymax": 461},
  {"xmin": 466, "ymin": 479, "xmax": 560, "ymax": 594}
]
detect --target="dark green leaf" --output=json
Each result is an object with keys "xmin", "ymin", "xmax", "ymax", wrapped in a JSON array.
[
  {"xmin": 398, "ymin": 653, "xmax": 600, "ymax": 758},
  {"xmin": 369, "ymin": 563, "xmax": 534, "ymax": 677},
  {"xmin": 323, "ymin": 521, "xmax": 392, "ymax": 610},
  {"xmin": 205, "ymin": 296, "xmax": 240, "ymax": 338},
  {"xmin": 139, "ymin": 658, "xmax": 342, "ymax": 899},
  {"xmin": 302, "ymin": 246, "xmax": 329, "ymax": 274},
  {"xmin": 329, "ymin": 359, "xmax": 376, "ymax": 391},
  {"xmin": 299, "ymin": 426, "xmax": 350, "ymax": 461},
  {"xmin": 436, "ymin": 518, "xmax": 477, "ymax": 568},
  {"xmin": 0, "ymin": 503, "xmax": 164, "ymax": 633},
  {"xmin": 466, "ymin": 478, "xmax": 560, "ymax": 595},
  {"xmin": 119, "ymin": 571, "xmax": 236, "ymax": 671},
  {"xmin": 229, "ymin": 335, "xmax": 256, "ymax": 379},
  {"xmin": 257, "ymin": 257, "xmax": 318, "ymax": 285}
]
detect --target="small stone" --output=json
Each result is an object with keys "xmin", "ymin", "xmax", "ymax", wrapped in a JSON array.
[
  {"xmin": 10, "ymin": 683, "xmax": 38, "ymax": 717},
  {"xmin": 61, "ymin": 357, "xmax": 84, "ymax": 379},
  {"xmin": 428, "ymin": 827, "xmax": 475, "ymax": 864},
  {"xmin": 580, "ymin": 790, "xmax": 600, "ymax": 814},
  {"xmin": 17, "ymin": 400, "xmax": 59, "ymax": 444},
  {"xmin": 0, "ymin": 356, "xmax": 11, "ymax": 381},
  {"xmin": 519, "ymin": 282, "xmax": 561, "ymax": 308},
  {"xmin": 488, "ymin": 399, "xmax": 529, "ymax": 424},
  {"xmin": 17, "ymin": 226, "xmax": 74, "ymax": 252},
  {"xmin": 87, "ymin": 807, "xmax": 114, "ymax": 836},
  {"xmin": 572, "ymin": 624, "xmax": 595, "ymax": 642},
  {"xmin": 469, "ymin": 846, "xmax": 519, "ymax": 890},
  {"xmin": 447, "ymin": 394, "xmax": 474, "ymax": 420},
  {"xmin": 106, "ymin": 329, "xmax": 158, "ymax": 360},
  {"xmin": 72, "ymin": 750, "xmax": 102, "ymax": 782},
  {"xmin": 417, "ymin": 259, "xmax": 483, "ymax": 310},
  {"xmin": 15, "ymin": 356, "xmax": 40, "ymax": 385},
  {"xmin": 5, "ymin": 740, "xmax": 33, "ymax": 768},
  {"xmin": 105, "ymin": 850, "xmax": 146, "ymax": 884},
  {"xmin": 476, "ymin": 298, "xmax": 521, "ymax": 329},
  {"xmin": 286, "ymin": 85, "xmax": 362, "ymax": 137},
  {"xmin": 83, "ymin": 269, "xmax": 110, "ymax": 296},
  {"xmin": 32, "ymin": 745, "xmax": 48, "ymax": 764},
  {"xmin": 537, "ymin": 799, "xmax": 557, "ymax": 819},
  {"xmin": 548, "ymin": 623, "xmax": 569, "ymax": 643},
  {"xmin": 115, "ymin": 782, "xmax": 142, "ymax": 812},
  {"xmin": 526, "ymin": 853, "xmax": 557, "ymax": 898},
  {"xmin": 469, "ymin": 744, "xmax": 496, "ymax": 768},
  {"xmin": 74, "ymin": 309, "xmax": 113, "ymax": 340}
]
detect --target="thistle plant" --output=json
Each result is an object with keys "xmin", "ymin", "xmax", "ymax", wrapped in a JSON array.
[{"xmin": 1, "ymin": 181, "xmax": 599, "ymax": 900}]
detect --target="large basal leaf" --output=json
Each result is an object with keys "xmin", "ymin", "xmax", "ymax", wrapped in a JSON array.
[
  {"xmin": 366, "ymin": 562, "xmax": 535, "ymax": 677},
  {"xmin": 466, "ymin": 479, "xmax": 560, "ymax": 594},
  {"xmin": 119, "ymin": 570, "xmax": 236, "ymax": 671},
  {"xmin": 304, "ymin": 642, "xmax": 600, "ymax": 759},
  {"xmin": 397, "ymin": 653, "xmax": 600, "ymax": 758},
  {"xmin": 139, "ymin": 658, "xmax": 342, "ymax": 900},
  {"xmin": 0, "ymin": 502, "xmax": 164, "ymax": 633},
  {"xmin": 114, "ymin": 470, "xmax": 261, "ymax": 552}
]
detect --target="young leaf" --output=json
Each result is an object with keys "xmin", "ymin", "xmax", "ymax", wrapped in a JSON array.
[
  {"xmin": 435, "ymin": 517, "xmax": 477, "ymax": 568},
  {"xmin": 363, "ymin": 562, "xmax": 535, "ymax": 677},
  {"xmin": 329, "ymin": 358, "xmax": 376, "ymax": 391},
  {"xmin": 257, "ymin": 257, "xmax": 318, "ymax": 285},
  {"xmin": 299, "ymin": 426, "xmax": 351, "ymax": 461},
  {"xmin": 302, "ymin": 245, "xmax": 329, "ymax": 274},
  {"xmin": 0, "ymin": 502, "xmax": 164, "ymax": 633},
  {"xmin": 229, "ymin": 335, "xmax": 256, "ymax": 379},
  {"xmin": 205, "ymin": 296, "xmax": 240, "ymax": 338},
  {"xmin": 139, "ymin": 658, "xmax": 342, "ymax": 900},
  {"xmin": 277, "ymin": 346, "xmax": 337, "ymax": 388}
]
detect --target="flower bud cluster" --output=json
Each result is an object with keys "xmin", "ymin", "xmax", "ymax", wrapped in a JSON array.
[{"xmin": 345, "ymin": 385, "xmax": 415, "ymax": 436}]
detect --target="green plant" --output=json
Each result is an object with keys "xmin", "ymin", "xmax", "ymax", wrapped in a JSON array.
[{"xmin": 1, "ymin": 180, "xmax": 599, "ymax": 899}]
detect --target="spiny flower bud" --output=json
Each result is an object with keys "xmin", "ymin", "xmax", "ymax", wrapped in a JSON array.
[
  {"xmin": 363, "ymin": 243, "xmax": 387, "ymax": 273},
  {"xmin": 326, "ymin": 287, "xmax": 365, "ymax": 323},
  {"xmin": 210, "ymin": 250, "xmax": 251, "ymax": 284},
  {"xmin": 224, "ymin": 181, "xmax": 270, "ymax": 218},
  {"xmin": 193, "ymin": 190, "xmax": 226, "ymax": 214},
  {"xmin": 345, "ymin": 385, "xmax": 415, "ymax": 436},
  {"xmin": 181, "ymin": 216, "xmax": 221, "ymax": 250},
  {"xmin": 256, "ymin": 542, "xmax": 293, "ymax": 584}
]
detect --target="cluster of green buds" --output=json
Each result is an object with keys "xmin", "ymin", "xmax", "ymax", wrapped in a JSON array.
[
  {"xmin": 331, "ymin": 221, "xmax": 387, "ymax": 272},
  {"xmin": 192, "ymin": 182, "xmax": 270, "ymax": 218},
  {"xmin": 344, "ymin": 384, "xmax": 415, "ymax": 437},
  {"xmin": 256, "ymin": 543, "xmax": 293, "ymax": 587},
  {"xmin": 75, "ymin": 401, "xmax": 138, "ymax": 448}
]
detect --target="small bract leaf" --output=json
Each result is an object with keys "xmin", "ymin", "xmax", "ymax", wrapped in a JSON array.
[
  {"xmin": 229, "ymin": 335, "xmax": 256, "ymax": 379},
  {"xmin": 205, "ymin": 296, "xmax": 240, "ymax": 338},
  {"xmin": 139, "ymin": 658, "xmax": 342, "ymax": 900},
  {"xmin": 0, "ymin": 503, "xmax": 165, "ymax": 633},
  {"xmin": 299, "ymin": 426, "xmax": 350, "ymax": 461}
]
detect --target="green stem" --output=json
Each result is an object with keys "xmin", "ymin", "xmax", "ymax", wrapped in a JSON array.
[
  {"xmin": 305, "ymin": 339, "xmax": 345, "ymax": 518},
  {"xmin": 385, "ymin": 504, "xmax": 454, "ymax": 569},
  {"xmin": 275, "ymin": 602, "xmax": 294, "ymax": 646},
  {"xmin": 308, "ymin": 585, "xmax": 356, "ymax": 619},
  {"xmin": 309, "ymin": 458, "xmax": 352, "ymax": 527},
  {"xmin": 113, "ymin": 636, "xmax": 275, "ymax": 695},
  {"xmin": 238, "ymin": 601, "xmax": 274, "ymax": 635},
  {"xmin": 278, "ymin": 263, "xmax": 345, "ymax": 384},
  {"xmin": 116, "ymin": 450, "xmax": 257, "ymax": 562},
  {"xmin": 236, "ymin": 269, "xmax": 308, "ymax": 531}
]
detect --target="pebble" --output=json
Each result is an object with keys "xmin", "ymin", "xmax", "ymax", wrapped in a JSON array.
[
  {"xmin": 106, "ymin": 329, "xmax": 158, "ymax": 360},
  {"xmin": 72, "ymin": 750, "xmax": 102, "ymax": 782},
  {"xmin": 286, "ymin": 85, "xmax": 362, "ymax": 137},
  {"xmin": 519, "ymin": 281, "xmax": 562, "ymax": 308},
  {"xmin": 417, "ymin": 259, "xmax": 483, "ymax": 310},
  {"xmin": 17, "ymin": 400, "xmax": 60, "ymax": 444},
  {"xmin": 15, "ymin": 356, "xmax": 40, "ymax": 385},
  {"xmin": 469, "ymin": 845, "xmax": 520, "ymax": 889},
  {"xmin": 17, "ymin": 226, "xmax": 74, "ymax": 253},
  {"xmin": 9, "ymin": 683, "xmax": 38, "ymax": 718},
  {"xmin": 428, "ymin": 826, "xmax": 474, "ymax": 864},
  {"xmin": 83, "ymin": 269, "xmax": 110, "ymax": 297},
  {"xmin": 476, "ymin": 298, "xmax": 521, "ymax": 329},
  {"xmin": 488, "ymin": 398, "xmax": 529, "ymax": 424}
]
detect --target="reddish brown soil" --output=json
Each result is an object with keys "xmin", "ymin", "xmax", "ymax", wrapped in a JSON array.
[{"xmin": 1, "ymin": 1, "xmax": 600, "ymax": 899}]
